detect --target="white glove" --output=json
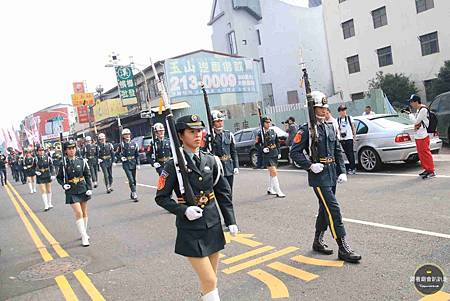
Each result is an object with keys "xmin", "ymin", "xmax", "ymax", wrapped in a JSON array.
[
  {"xmin": 23, "ymin": 166, "xmax": 27, "ymax": 170},
  {"xmin": 310, "ymin": 163, "xmax": 324, "ymax": 174},
  {"xmin": 51, "ymin": 175, "xmax": 56, "ymax": 181},
  {"xmin": 278, "ymin": 154, "xmax": 281, "ymax": 159},
  {"xmin": 113, "ymin": 162, "xmax": 117, "ymax": 166},
  {"xmin": 63, "ymin": 184, "xmax": 71, "ymax": 190},
  {"xmin": 337, "ymin": 174, "xmax": 347, "ymax": 184},
  {"xmin": 98, "ymin": 159, "xmax": 103, "ymax": 164},
  {"xmin": 228, "ymin": 224, "xmax": 239, "ymax": 236},
  {"xmin": 185, "ymin": 206, "xmax": 203, "ymax": 221},
  {"xmin": 121, "ymin": 157, "xmax": 127, "ymax": 162},
  {"xmin": 233, "ymin": 168, "xmax": 239, "ymax": 175},
  {"xmin": 262, "ymin": 147, "xmax": 270, "ymax": 154},
  {"xmin": 153, "ymin": 162, "xmax": 161, "ymax": 169},
  {"xmin": 137, "ymin": 165, "xmax": 141, "ymax": 170},
  {"xmin": 85, "ymin": 190, "xmax": 92, "ymax": 196},
  {"xmin": 35, "ymin": 171, "xmax": 41, "ymax": 176}
]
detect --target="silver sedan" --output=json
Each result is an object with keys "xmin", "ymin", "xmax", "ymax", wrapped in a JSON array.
[{"xmin": 351, "ymin": 114, "xmax": 442, "ymax": 171}]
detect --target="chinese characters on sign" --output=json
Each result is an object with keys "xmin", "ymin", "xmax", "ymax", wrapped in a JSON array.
[
  {"xmin": 115, "ymin": 66, "xmax": 138, "ymax": 106},
  {"xmin": 71, "ymin": 93, "xmax": 95, "ymax": 107},
  {"xmin": 164, "ymin": 56, "xmax": 257, "ymax": 98},
  {"xmin": 76, "ymin": 105, "xmax": 90, "ymax": 124}
]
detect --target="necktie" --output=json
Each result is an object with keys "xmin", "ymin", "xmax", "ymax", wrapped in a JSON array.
[{"xmin": 193, "ymin": 154, "xmax": 201, "ymax": 169}]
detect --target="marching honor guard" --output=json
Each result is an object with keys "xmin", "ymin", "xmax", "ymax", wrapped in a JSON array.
[
  {"xmin": 35, "ymin": 145, "xmax": 55, "ymax": 211},
  {"xmin": 82, "ymin": 136, "xmax": 99, "ymax": 188},
  {"xmin": 149, "ymin": 123, "xmax": 172, "ymax": 175},
  {"xmin": 290, "ymin": 91, "xmax": 361, "ymax": 263},
  {"xmin": 23, "ymin": 148, "xmax": 37, "ymax": 194},
  {"xmin": 255, "ymin": 116, "xmax": 285, "ymax": 198},
  {"xmin": 155, "ymin": 115, "xmax": 238, "ymax": 301},
  {"xmin": 97, "ymin": 133, "xmax": 115, "ymax": 193},
  {"xmin": 117, "ymin": 128, "xmax": 140, "ymax": 201},
  {"xmin": 57, "ymin": 140, "xmax": 92, "ymax": 247},
  {"xmin": 210, "ymin": 110, "xmax": 239, "ymax": 191}
]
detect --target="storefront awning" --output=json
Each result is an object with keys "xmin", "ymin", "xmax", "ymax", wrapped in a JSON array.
[{"xmin": 150, "ymin": 101, "xmax": 190, "ymax": 112}]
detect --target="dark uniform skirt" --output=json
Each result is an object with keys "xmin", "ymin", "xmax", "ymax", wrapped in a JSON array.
[
  {"xmin": 262, "ymin": 155, "xmax": 278, "ymax": 168},
  {"xmin": 175, "ymin": 223, "xmax": 225, "ymax": 257},
  {"xmin": 24, "ymin": 169, "xmax": 36, "ymax": 178},
  {"xmin": 65, "ymin": 193, "xmax": 91, "ymax": 205},
  {"xmin": 37, "ymin": 176, "xmax": 51, "ymax": 184}
]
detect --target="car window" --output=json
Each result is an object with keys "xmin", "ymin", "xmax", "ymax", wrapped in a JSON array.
[
  {"xmin": 355, "ymin": 120, "xmax": 368, "ymax": 134},
  {"xmin": 372, "ymin": 116, "xmax": 413, "ymax": 128},
  {"xmin": 240, "ymin": 131, "xmax": 254, "ymax": 142},
  {"xmin": 438, "ymin": 94, "xmax": 450, "ymax": 113},
  {"xmin": 430, "ymin": 97, "xmax": 440, "ymax": 111},
  {"xmin": 233, "ymin": 132, "xmax": 242, "ymax": 142}
]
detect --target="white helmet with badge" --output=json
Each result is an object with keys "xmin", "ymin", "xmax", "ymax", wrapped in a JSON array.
[
  {"xmin": 211, "ymin": 110, "xmax": 225, "ymax": 122},
  {"xmin": 98, "ymin": 133, "xmax": 106, "ymax": 139},
  {"xmin": 122, "ymin": 128, "xmax": 131, "ymax": 135},
  {"xmin": 310, "ymin": 91, "xmax": 329, "ymax": 108},
  {"xmin": 153, "ymin": 123, "xmax": 165, "ymax": 131},
  {"xmin": 85, "ymin": 135, "xmax": 92, "ymax": 141}
]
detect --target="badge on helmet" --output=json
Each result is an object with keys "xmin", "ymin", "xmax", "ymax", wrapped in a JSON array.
[
  {"xmin": 211, "ymin": 110, "xmax": 224, "ymax": 122},
  {"xmin": 153, "ymin": 123, "xmax": 165, "ymax": 131},
  {"xmin": 310, "ymin": 91, "xmax": 329, "ymax": 108},
  {"xmin": 122, "ymin": 128, "xmax": 131, "ymax": 135},
  {"xmin": 176, "ymin": 115, "xmax": 205, "ymax": 131}
]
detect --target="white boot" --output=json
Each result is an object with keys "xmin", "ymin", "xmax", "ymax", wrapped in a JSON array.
[
  {"xmin": 201, "ymin": 288, "xmax": 220, "ymax": 301},
  {"xmin": 84, "ymin": 217, "xmax": 90, "ymax": 239},
  {"xmin": 76, "ymin": 218, "xmax": 90, "ymax": 247},
  {"xmin": 42, "ymin": 194, "xmax": 49, "ymax": 211},
  {"xmin": 47, "ymin": 193, "xmax": 53, "ymax": 208},
  {"xmin": 28, "ymin": 183, "xmax": 33, "ymax": 194},
  {"xmin": 272, "ymin": 176, "xmax": 286, "ymax": 198},
  {"xmin": 267, "ymin": 177, "xmax": 276, "ymax": 195},
  {"xmin": 33, "ymin": 181, "xmax": 37, "ymax": 193}
]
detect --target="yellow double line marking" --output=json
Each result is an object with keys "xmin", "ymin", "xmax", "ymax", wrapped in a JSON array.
[{"xmin": 5, "ymin": 182, "xmax": 105, "ymax": 301}]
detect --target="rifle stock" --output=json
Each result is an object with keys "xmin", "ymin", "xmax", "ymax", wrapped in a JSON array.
[{"xmin": 302, "ymin": 66, "xmax": 319, "ymax": 163}]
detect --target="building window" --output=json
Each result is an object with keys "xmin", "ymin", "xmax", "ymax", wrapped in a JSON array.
[
  {"xmin": 420, "ymin": 31, "xmax": 439, "ymax": 56},
  {"xmin": 351, "ymin": 92, "xmax": 365, "ymax": 101},
  {"xmin": 260, "ymin": 57, "xmax": 266, "ymax": 73},
  {"xmin": 346, "ymin": 55, "xmax": 360, "ymax": 74},
  {"xmin": 372, "ymin": 6, "xmax": 388, "ymax": 29},
  {"xmin": 287, "ymin": 90, "xmax": 299, "ymax": 104},
  {"xmin": 416, "ymin": 0, "xmax": 434, "ymax": 13},
  {"xmin": 424, "ymin": 79, "xmax": 437, "ymax": 102},
  {"xmin": 339, "ymin": 0, "xmax": 346, "ymax": 3},
  {"xmin": 227, "ymin": 31, "xmax": 238, "ymax": 55},
  {"xmin": 341, "ymin": 19, "xmax": 355, "ymax": 39},
  {"xmin": 256, "ymin": 29, "xmax": 262, "ymax": 45},
  {"xmin": 377, "ymin": 46, "xmax": 393, "ymax": 67}
]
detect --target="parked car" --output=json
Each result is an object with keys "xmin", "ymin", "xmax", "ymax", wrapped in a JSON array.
[
  {"xmin": 234, "ymin": 126, "xmax": 289, "ymax": 167},
  {"xmin": 351, "ymin": 114, "xmax": 442, "ymax": 171},
  {"xmin": 130, "ymin": 135, "xmax": 153, "ymax": 164},
  {"xmin": 430, "ymin": 91, "xmax": 450, "ymax": 143}
]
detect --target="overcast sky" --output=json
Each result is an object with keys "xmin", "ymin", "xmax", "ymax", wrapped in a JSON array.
[{"xmin": 0, "ymin": 0, "xmax": 217, "ymax": 129}]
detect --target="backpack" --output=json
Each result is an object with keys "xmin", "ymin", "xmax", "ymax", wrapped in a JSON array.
[{"xmin": 419, "ymin": 106, "xmax": 438, "ymax": 133}]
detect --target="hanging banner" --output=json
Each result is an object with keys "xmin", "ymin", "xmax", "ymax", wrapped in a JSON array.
[
  {"xmin": 71, "ymin": 93, "xmax": 95, "ymax": 107},
  {"xmin": 115, "ymin": 66, "xmax": 138, "ymax": 106},
  {"xmin": 77, "ymin": 105, "xmax": 90, "ymax": 123},
  {"xmin": 93, "ymin": 98, "xmax": 128, "ymax": 122},
  {"xmin": 73, "ymin": 82, "xmax": 85, "ymax": 94}
]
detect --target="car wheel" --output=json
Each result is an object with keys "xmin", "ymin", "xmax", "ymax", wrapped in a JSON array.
[
  {"xmin": 358, "ymin": 147, "xmax": 381, "ymax": 172},
  {"xmin": 250, "ymin": 150, "xmax": 258, "ymax": 168}
]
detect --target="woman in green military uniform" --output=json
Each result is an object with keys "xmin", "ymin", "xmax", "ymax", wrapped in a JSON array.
[
  {"xmin": 23, "ymin": 148, "xmax": 37, "ymax": 194},
  {"xmin": 57, "ymin": 140, "xmax": 93, "ymax": 247},
  {"xmin": 35, "ymin": 145, "xmax": 55, "ymax": 211},
  {"xmin": 155, "ymin": 115, "xmax": 238, "ymax": 301}
]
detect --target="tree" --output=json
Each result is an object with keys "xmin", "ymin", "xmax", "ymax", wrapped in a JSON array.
[
  {"xmin": 369, "ymin": 72, "xmax": 418, "ymax": 109},
  {"xmin": 431, "ymin": 60, "xmax": 450, "ymax": 100}
]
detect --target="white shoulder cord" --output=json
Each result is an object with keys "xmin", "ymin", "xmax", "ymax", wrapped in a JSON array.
[{"xmin": 213, "ymin": 155, "xmax": 224, "ymax": 186}]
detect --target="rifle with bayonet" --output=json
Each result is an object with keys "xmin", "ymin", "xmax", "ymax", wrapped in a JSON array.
[
  {"xmin": 150, "ymin": 58, "xmax": 196, "ymax": 206},
  {"xmin": 59, "ymin": 132, "xmax": 68, "ymax": 184},
  {"xmin": 256, "ymin": 104, "xmax": 265, "ymax": 144},
  {"xmin": 200, "ymin": 83, "xmax": 215, "ymax": 153}
]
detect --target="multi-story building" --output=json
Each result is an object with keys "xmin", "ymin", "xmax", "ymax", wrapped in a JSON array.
[
  {"xmin": 322, "ymin": 0, "xmax": 450, "ymax": 102},
  {"xmin": 208, "ymin": 0, "xmax": 334, "ymax": 107}
]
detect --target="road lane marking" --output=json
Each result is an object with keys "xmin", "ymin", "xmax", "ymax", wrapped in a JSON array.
[
  {"xmin": 291, "ymin": 255, "xmax": 344, "ymax": 267},
  {"xmin": 7, "ymin": 183, "xmax": 106, "ymax": 301},
  {"xmin": 222, "ymin": 246, "xmax": 275, "ymax": 265},
  {"xmin": 342, "ymin": 217, "xmax": 450, "ymax": 239},
  {"xmin": 224, "ymin": 232, "xmax": 263, "ymax": 247},
  {"xmin": 222, "ymin": 247, "xmax": 299, "ymax": 274},
  {"xmin": 4, "ymin": 185, "xmax": 79, "ymax": 301},
  {"xmin": 248, "ymin": 269, "xmax": 289, "ymax": 299},
  {"xmin": 267, "ymin": 262, "xmax": 319, "ymax": 282},
  {"xmin": 418, "ymin": 291, "xmax": 450, "ymax": 300},
  {"xmin": 136, "ymin": 183, "xmax": 157, "ymax": 189}
]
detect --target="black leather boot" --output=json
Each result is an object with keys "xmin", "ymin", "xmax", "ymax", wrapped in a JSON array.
[
  {"xmin": 336, "ymin": 236, "xmax": 361, "ymax": 263},
  {"xmin": 312, "ymin": 231, "xmax": 333, "ymax": 255}
]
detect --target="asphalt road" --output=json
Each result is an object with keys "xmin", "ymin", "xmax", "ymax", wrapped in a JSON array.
[{"xmin": 1, "ymin": 158, "xmax": 449, "ymax": 301}]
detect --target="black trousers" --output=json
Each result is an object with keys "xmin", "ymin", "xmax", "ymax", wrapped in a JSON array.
[
  {"xmin": 18, "ymin": 169, "xmax": 26, "ymax": 183},
  {"xmin": 313, "ymin": 186, "xmax": 346, "ymax": 239},
  {"xmin": 225, "ymin": 175, "xmax": 234, "ymax": 191},
  {"xmin": 124, "ymin": 168, "xmax": 136, "ymax": 192},
  {"xmin": 11, "ymin": 166, "xmax": 18, "ymax": 181},
  {"xmin": 88, "ymin": 161, "xmax": 98, "ymax": 182},
  {"xmin": 340, "ymin": 139, "xmax": 356, "ymax": 171},
  {"xmin": 100, "ymin": 162, "xmax": 113, "ymax": 187},
  {"xmin": 0, "ymin": 168, "xmax": 6, "ymax": 185}
]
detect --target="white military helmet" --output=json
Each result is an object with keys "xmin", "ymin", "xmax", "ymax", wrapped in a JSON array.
[
  {"xmin": 98, "ymin": 133, "xmax": 106, "ymax": 139},
  {"xmin": 122, "ymin": 128, "xmax": 131, "ymax": 135},
  {"xmin": 211, "ymin": 110, "xmax": 224, "ymax": 122},
  {"xmin": 310, "ymin": 91, "xmax": 329, "ymax": 108},
  {"xmin": 153, "ymin": 123, "xmax": 164, "ymax": 131},
  {"xmin": 85, "ymin": 136, "xmax": 92, "ymax": 141}
]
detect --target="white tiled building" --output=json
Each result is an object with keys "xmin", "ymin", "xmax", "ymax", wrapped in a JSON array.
[
  {"xmin": 322, "ymin": 0, "xmax": 450, "ymax": 102},
  {"xmin": 208, "ymin": 0, "xmax": 334, "ymax": 107}
]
